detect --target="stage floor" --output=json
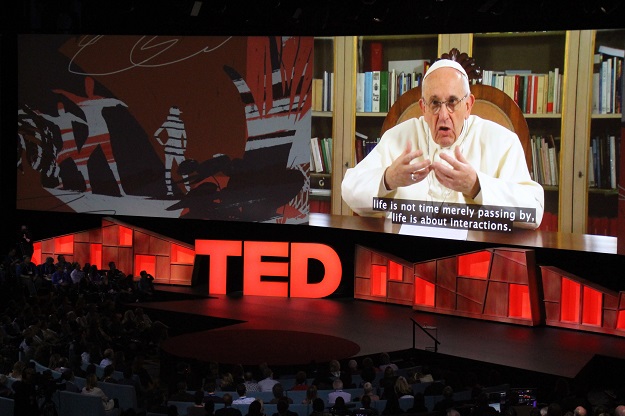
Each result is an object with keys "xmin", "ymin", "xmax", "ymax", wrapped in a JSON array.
[{"xmin": 141, "ymin": 288, "xmax": 625, "ymax": 380}]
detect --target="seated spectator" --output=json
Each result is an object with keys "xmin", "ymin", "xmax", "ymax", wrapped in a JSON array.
[
  {"xmin": 361, "ymin": 382, "xmax": 379, "ymax": 402},
  {"xmin": 59, "ymin": 368, "xmax": 81, "ymax": 393},
  {"xmin": 234, "ymin": 383, "xmax": 256, "ymax": 405},
  {"xmin": 215, "ymin": 393, "xmax": 243, "ymax": 416},
  {"xmin": 394, "ymin": 376, "xmax": 414, "ymax": 399},
  {"xmin": 330, "ymin": 396, "xmax": 351, "ymax": 416},
  {"xmin": 381, "ymin": 390, "xmax": 404, "ymax": 416},
  {"xmin": 433, "ymin": 386, "xmax": 456, "ymax": 416},
  {"xmin": 102, "ymin": 364, "xmax": 119, "ymax": 384},
  {"xmin": 405, "ymin": 392, "xmax": 428, "ymax": 414},
  {"xmin": 310, "ymin": 398, "xmax": 331, "ymax": 416},
  {"xmin": 351, "ymin": 395, "xmax": 378, "ymax": 416},
  {"xmin": 100, "ymin": 348, "xmax": 115, "ymax": 367},
  {"xmin": 290, "ymin": 370, "xmax": 309, "ymax": 391},
  {"xmin": 245, "ymin": 399, "xmax": 264, "ymax": 416},
  {"xmin": 328, "ymin": 378, "xmax": 351, "ymax": 405},
  {"xmin": 0, "ymin": 374, "xmax": 14, "ymax": 398},
  {"xmin": 221, "ymin": 372, "xmax": 237, "ymax": 392},
  {"xmin": 204, "ymin": 379, "xmax": 225, "ymax": 404},
  {"xmin": 270, "ymin": 383, "xmax": 292, "ymax": 404},
  {"xmin": 170, "ymin": 380, "xmax": 195, "ymax": 402},
  {"xmin": 303, "ymin": 384, "xmax": 319, "ymax": 405},
  {"xmin": 188, "ymin": 390, "xmax": 209, "ymax": 416},
  {"xmin": 274, "ymin": 397, "xmax": 299, "ymax": 416},
  {"xmin": 82, "ymin": 373, "xmax": 118, "ymax": 415},
  {"xmin": 378, "ymin": 353, "xmax": 398, "ymax": 373}
]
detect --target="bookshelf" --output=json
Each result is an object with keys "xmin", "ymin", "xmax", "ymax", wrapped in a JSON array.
[
  {"xmin": 572, "ymin": 29, "xmax": 624, "ymax": 236},
  {"xmin": 472, "ymin": 31, "xmax": 570, "ymax": 233},
  {"xmin": 321, "ymin": 30, "xmax": 623, "ymax": 238}
]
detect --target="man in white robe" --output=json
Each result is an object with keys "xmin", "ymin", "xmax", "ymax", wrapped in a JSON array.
[{"xmin": 341, "ymin": 59, "xmax": 544, "ymax": 229}]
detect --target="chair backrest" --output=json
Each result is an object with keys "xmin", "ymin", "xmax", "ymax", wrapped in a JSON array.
[
  {"xmin": 58, "ymin": 390, "xmax": 107, "ymax": 416},
  {"xmin": 380, "ymin": 84, "xmax": 532, "ymax": 171}
]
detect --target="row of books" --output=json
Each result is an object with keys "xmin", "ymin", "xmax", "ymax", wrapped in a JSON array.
[
  {"xmin": 356, "ymin": 59, "xmax": 431, "ymax": 113},
  {"xmin": 592, "ymin": 45, "xmax": 623, "ymax": 115},
  {"xmin": 354, "ymin": 132, "xmax": 380, "ymax": 164},
  {"xmin": 531, "ymin": 135, "xmax": 559, "ymax": 187},
  {"xmin": 588, "ymin": 134, "xmax": 620, "ymax": 190},
  {"xmin": 482, "ymin": 69, "xmax": 563, "ymax": 114},
  {"xmin": 311, "ymin": 71, "xmax": 334, "ymax": 112},
  {"xmin": 310, "ymin": 136, "xmax": 333, "ymax": 174},
  {"xmin": 538, "ymin": 212, "xmax": 559, "ymax": 232},
  {"xmin": 587, "ymin": 216, "xmax": 619, "ymax": 237}
]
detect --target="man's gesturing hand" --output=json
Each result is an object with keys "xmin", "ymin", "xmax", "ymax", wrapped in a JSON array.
[
  {"xmin": 383, "ymin": 142, "xmax": 432, "ymax": 190},
  {"xmin": 431, "ymin": 146, "xmax": 480, "ymax": 199}
]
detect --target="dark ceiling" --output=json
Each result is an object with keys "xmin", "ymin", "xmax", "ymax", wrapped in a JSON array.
[{"xmin": 9, "ymin": 0, "xmax": 625, "ymax": 36}]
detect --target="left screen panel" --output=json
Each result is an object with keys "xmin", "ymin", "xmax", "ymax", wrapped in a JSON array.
[{"xmin": 17, "ymin": 35, "xmax": 313, "ymax": 224}]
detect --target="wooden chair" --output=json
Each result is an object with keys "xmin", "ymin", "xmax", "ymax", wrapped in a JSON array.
[{"xmin": 380, "ymin": 49, "xmax": 532, "ymax": 171}]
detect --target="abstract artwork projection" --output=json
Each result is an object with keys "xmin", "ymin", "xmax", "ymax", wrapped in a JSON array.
[{"xmin": 17, "ymin": 35, "xmax": 313, "ymax": 224}]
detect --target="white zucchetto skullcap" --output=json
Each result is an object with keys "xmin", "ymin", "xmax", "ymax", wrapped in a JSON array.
[{"xmin": 423, "ymin": 59, "xmax": 468, "ymax": 81}]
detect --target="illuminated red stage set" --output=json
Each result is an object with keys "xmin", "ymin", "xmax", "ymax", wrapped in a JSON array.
[{"xmin": 32, "ymin": 217, "xmax": 625, "ymax": 380}]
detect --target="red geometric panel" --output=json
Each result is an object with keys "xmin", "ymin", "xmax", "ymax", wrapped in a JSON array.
[
  {"xmin": 492, "ymin": 249, "xmax": 527, "ymax": 266},
  {"xmin": 387, "ymin": 282, "xmax": 414, "ymax": 305},
  {"xmin": 156, "ymin": 255, "xmax": 171, "ymax": 284},
  {"xmin": 561, "ymin": 278, "xmax": 581, "ymax": 323},
  {"xmin": 415, "ymin": 261, "xmax": 436, "ymax": 284},
  {"xmin": 617, "ymin": 310, "xmax": 625, "ymax": 330},
  {"xmin": 484, "ymin": 281, "xmax": 509, "ymax": 317},
  {"xmin": 388, "ymin": 261, "xmax": 403, "ymax": 281},
  {"xmin": 491, "ymin": 252, "xmax": 528, "ymax": 284},
  {"xmin": 90, "ymin": 243, "xmax": 102, "ymax": 269},
  {"xmin": 354, "ymin": 247, "xmax": 372, "ymax": 278},
  {"xmin": 135, "ymin": 254, "xmax": 156, "ymax": 277},
  {"xmin": 74, "ymin": 231, "xmax": 90, "ymax": 243},
  {"xmin": 102, "ymin": 224, "xmax": 118, "ymax": 246},
  {"xmin": 354, "ymin": 277, "xmax": 372, "ymax": 297},
  {"xmin": 603, "ymin": 309, "xmax": 617, "ymax": 330},
  {"xmin": 457, "ymin": 296, "xmax": 483, "ymax": 314},
  {"xmin": 119, "ymin": 226, "xmax": 133, "ymax": 246},
  {"xmin": 74, "ymin": 243, "xmax": 90, "ymax": 265},
  {"xmin": 103, "ymin": 246, "xmax": 119, "ymax": 269},
  {"xmin": 42, "ymin": 239, "xmax": 54, "ymax": 254},
  {"xmin": 457, "ymin": 277, "xmax": 487, "ymax": 304},
  {"xmin": 32, "ymin": 243, "xmax": 42, "ymax": 264},
  {"xmin": 604, "ymin": 293, "xmax": 618, "ymax": 310},
  {"xmin": 134, "ymin": 231, "xmax": 150, "ymax": 254},
  {"xmin": 541, "ymin": 267, "xmax": 563, "ymax": 302},
  {"xmin": 172, "ymin": 244, "xmax": 195, "ymax": 264},
  {"xmin": 509, "ymin": 284, "xmax": 531, "ymax": 319},
  {"xmin": 437, "ymin": 257, "xmax": 457, "ymax": 291},
  {"xmin": 118, "ymin": 247, "xmax": 133, "ymax": 275},
  {"xmin": 544, "ymin": 302, "xmax": 561, "ymax": 322},
  {"xmin": 435, "ymin": 286, "xmax": 456, "ymax": 310},
  {"xmin": 457, "ymin": 251, "xmax": 490, "ymax": 278},
  {"xmin": 54, "ymin": 235, "xmax": 74, "ymax": 254},
  {"xmin": 371, "ymin": 252, "xmax": 387, "ymax": 265},
  {"xmin": 170, "ymin": 264, "xmax": 193, "ymax": 285},
  {"xmin": 150, "ymin": 236, "xmax": 170, "ymax": 256},
  {"xmin": 582, "ymin": 286, "xmax": 602, "ymax": 326},
  {"xmin": 414, "ymin": 277, "xmax": 435, "ymax": 306},
  {"xmin": 88, "ymin": 228, "xmax": 102, "ymax": 243},
  {"xmin": 371, "ymin": 265, "xmax": 387, "ymax": 296}
]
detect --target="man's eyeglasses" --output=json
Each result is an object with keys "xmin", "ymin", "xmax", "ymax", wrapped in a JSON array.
[{"xmin": 423, "ymin": 93, "xmax": 469, "ymax": 114}]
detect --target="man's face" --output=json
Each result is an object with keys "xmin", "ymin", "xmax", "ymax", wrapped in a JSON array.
[{"xmin": 420, "ymin": 67, "xmax": 474, "ymax": 147}]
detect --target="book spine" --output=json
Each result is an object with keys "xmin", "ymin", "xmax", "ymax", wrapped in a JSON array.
[
  {"xmin": 356, "ymin": 73, "xmax": 365, "ymax": 113},
  {"xmin": 369, "ymin": 42, "xmax": 383, "ymax": 72},
  {"xmin": 364, "ymin": 71, "xmax": 373, "ymax": 113},
  {"xmin": 379, "ymin": 71, "xmax": 389, "ymax": 113},
  {"xmin": 547, "ymin": 71, "xmax": 554, "ymax": 113},
  {"xmin": 372, "ymin": 70, "xmax": 381, "ymax": 112}
]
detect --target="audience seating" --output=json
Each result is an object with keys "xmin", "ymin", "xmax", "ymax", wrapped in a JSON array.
[
  {"xmin": 247, "ymin": 390, "xmax": 275, "ymax": 402},
  {"xmin": 57, "ymin": 390, "xmax": 107, "ymax": 416},
  {"xmin": 99, "ymin": 380, "xmax": 139, "ymax": 412},
  {"xmin": 0, "ymin": 396, "xmax": 14, "ymax": 416}
]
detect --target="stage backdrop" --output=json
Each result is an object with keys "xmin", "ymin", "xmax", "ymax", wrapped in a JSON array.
[{"xmin": 17, "ymin": 35, "xmax": 313, "ymax": 224}]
